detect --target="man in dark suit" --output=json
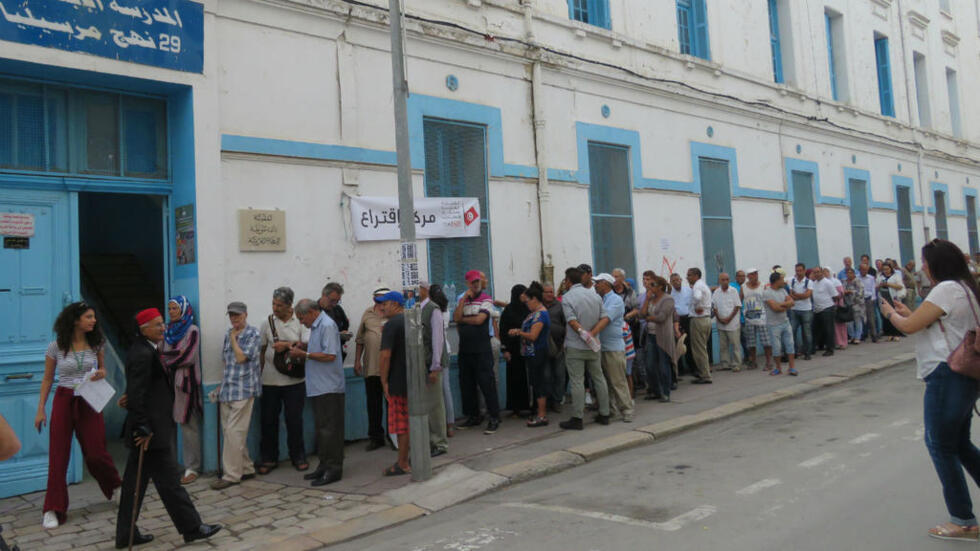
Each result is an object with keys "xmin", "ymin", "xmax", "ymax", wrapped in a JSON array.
[{"xmin": 115, "ymin": 308, "xmax": 221, "ymax": 548}]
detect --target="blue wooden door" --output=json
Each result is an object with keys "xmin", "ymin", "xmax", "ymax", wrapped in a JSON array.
[
  {"xmin": 699, "ymin": 158, "xmax": 736, "ymax": 285},
  {"xmin": 792, "ymin": 171, "xmax": 820, "ymax": 268},
  {"xmin": 0, "ymin": 188, "xmax": 81, "ymax": 498}
]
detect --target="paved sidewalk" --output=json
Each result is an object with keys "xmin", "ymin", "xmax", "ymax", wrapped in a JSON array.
[{"xmin": 0, "ymin": 339, "xmax": 915, "ymax": 550}]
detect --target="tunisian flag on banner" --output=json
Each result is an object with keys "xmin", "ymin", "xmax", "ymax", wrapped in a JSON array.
[{"xmin": 350, "ymin": 196, "xmax": 482, "ymax": 241}]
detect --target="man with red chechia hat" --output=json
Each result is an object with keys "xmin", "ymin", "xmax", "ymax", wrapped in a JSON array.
[{"xmin": 115, "ymin": 308, "xmax": 220, "ymax": 548}]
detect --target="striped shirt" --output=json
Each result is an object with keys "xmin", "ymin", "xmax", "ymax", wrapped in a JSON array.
[
  {"xmin": 219, "ymin": 325, "xmax": 262, "ymax": 402},
  {"xmin": 46, "ymin": 341, "xmax": 99, "ymax": 388},
  {"xmin": 622, "ymin": 322, "xmax": 636, "ymax": 361}
]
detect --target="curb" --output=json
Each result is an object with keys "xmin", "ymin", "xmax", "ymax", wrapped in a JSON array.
[{"xmin": 282, "ymin": 352, "xmax": 914, "ymax": 548}]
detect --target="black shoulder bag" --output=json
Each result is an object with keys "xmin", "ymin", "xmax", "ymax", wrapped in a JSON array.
[{"xmin": 269, "ymin": 315, "xmax": 305, "ymax": 378}]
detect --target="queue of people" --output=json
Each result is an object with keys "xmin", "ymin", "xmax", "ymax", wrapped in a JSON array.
[{"xmin": 24, "ymin": 247, "xmax": 970, "ymax": 545}]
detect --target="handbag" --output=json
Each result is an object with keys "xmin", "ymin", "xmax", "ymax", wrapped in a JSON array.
[
  {"xmin": 940, "ymin": 283, "xmax": 980, "ymax": 380},
  {"xmin": 835, "ymin": 304, "xmax": 854, "ymax": 323},
  {"xmin": 268, "ymin": 315, "xmax": 305, "ymax": 378}
]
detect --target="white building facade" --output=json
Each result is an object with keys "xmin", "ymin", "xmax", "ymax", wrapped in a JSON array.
[{"xmin": 1, "ymin": 0, "xmax": 979, "ymax": 495}]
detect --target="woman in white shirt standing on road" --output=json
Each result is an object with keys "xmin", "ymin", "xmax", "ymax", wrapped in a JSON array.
[{"xmin": 880, "ymin": 239, "xmax": 980, "ymax": 542}]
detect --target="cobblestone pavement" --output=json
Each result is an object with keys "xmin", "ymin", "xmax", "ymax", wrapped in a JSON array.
[
  {"xmin": 1, "ymin": 340, "xmax": 915, "ymax": 550},
  {"xmin": 0, "ymin": 476, "xmax": 393, "ymax": 550}
]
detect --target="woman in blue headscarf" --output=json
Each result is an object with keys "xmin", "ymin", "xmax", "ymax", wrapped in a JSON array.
[{"xmin": 160, "ymin": 296, "xmax": 203, "ymax": 485}]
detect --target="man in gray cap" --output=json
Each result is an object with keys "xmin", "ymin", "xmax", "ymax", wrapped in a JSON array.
[{"xmin": 211, "ymin": 302, "xmax": 262, "ymax": 490}]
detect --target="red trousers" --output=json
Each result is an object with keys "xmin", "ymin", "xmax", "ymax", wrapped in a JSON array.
[{"xmin": 43, "ymin": 387, "xmax": 121, "ymax": 522}]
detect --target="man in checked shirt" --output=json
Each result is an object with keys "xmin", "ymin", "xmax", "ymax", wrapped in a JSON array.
[{"xmin": 211, "ymin": 301, "xmax": 262, "ymax": 490}]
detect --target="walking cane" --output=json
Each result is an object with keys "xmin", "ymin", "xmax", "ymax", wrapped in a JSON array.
[{"xmin": 128, "ymin": 440, "xmax": 147, "ymax": 551}]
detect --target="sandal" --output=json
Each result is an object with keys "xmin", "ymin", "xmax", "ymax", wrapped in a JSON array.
[
  {"xmin": 770, "ymin": 368, "xmax": 782, "ymax": 376},
  {"xmin": 294, "ymin": 462, "xmax": 309, "ymax": 472},
  {"xmin": 384, "ymin": 463, "xmax": 410, "ymax": 476},
  {"xmin": 928, "ymin": 523, "xmax": 979, "ymax": 542},
  {"xmin": 256, "ymin": 463, "xmax": 277, "ymax": 475},
  {"xmin": 180, "ymin": 471, "xmax": 198, "ymax": 485},
  {"xmin": 526, "ymin": 417, "xmax": 549, "ymax": 428},
  {"xmin": 788, "ymin": 368, "xmax": 799, "ymax": 376}
]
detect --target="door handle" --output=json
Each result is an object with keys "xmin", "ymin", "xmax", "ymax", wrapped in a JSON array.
[{"xmin": 5, "ymin": 373, "xmax": 34, "ymax": 381}]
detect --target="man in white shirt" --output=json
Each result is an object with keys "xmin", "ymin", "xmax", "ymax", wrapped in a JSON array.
[
  {"xmin": 711, "ymin": 272, "xmax": 742, "ymax": 372},
  {"xmin": 810, "ymin": 269, "xmax": 839, "ymax": 357},
  {"xmin": 788, "ymin": 263, "xmax": 814, "ymax": 361},
  {"xmin": 687, "ymin": 268, "xmax": 713, "ymax": 384}
]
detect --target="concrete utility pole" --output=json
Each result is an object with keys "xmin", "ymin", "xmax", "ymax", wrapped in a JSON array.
[{"xmin": 389, "ymin": 0, "xmax": 431, "ymax": 482}]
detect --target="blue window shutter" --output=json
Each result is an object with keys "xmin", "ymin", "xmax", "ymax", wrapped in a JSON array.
[
  {"xmin": 896, "ymin": 186, "xmax": 914, "ymax": 264},
  {"xmin": 590, "ymin": 0, "xmax": 610, "ymax": 29},
  {"xmin": 826, "ymin": 14, "xmax": 838, "ymax": 100},
  {"xmin": 875, "ymin": 36, "xmax": 895, "ymax": 117},
  {"xmin": 568, "ymin": 0, "xmax": 609, "ymax": 29},
  {"xmin": 769, "ymin": 0, "xmax": 783, "ymax": 83},
  {"xmin": 692, "ymin": 0, "xmax": 710, "ymax": 60},
  {"xmin": 568, "ymin": 0, "xmax": 585, "ymax": 23},
  {"xmin": 676, "ymin": 1, "xmax": 692, "ymax": 55},
  {"xmin": 935, "ymin": 190, "xmax": 949, "ymax": 240}
]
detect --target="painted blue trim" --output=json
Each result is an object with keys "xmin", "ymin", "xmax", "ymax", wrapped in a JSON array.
[
  {"xmin": 408, "ymin": 94, "xmax": 505, "ymax": 177},
  {"xmin": 634, "ymin": 178, "xmax": 693, "ymax": 192},
  {"xmin": 691, "ymin": 141, "xmax": 739, "ymax": 196},
  {"xmin": 929, "ymin": 181, "xmax": 967, "ymax": 216},
  {"xmin": 928, "ymin": 182, "xmax": 965, "ymax": 215},
  {"xmin": 548, "ymin": 168, "xmax": 579, "ymax": 182},
  {"xmin": 841, "ymin": 167, "xmax": 871, "ymax": 207},
  {"xmin": 575, "ymin": 123, "xmax": 699, "ymax": 193},
  {"xmin": 221, "ymin": 135, "xmax": 397, "ymax": 167},
  {"xmin": 784, "ymin": 158, "xmax": 816, "ymax": 203},
  {"xmin": 884, "ymin": 175, "xmax": 925, "ymax": 212},
  {"xmin": 503, "ymin": 163, "xmax": 538, "ymax": 179}
]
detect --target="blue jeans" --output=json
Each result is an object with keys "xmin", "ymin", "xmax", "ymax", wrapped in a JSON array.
[
  {"xmin": 924, "ymin": 362, "xmax": 980, "ymax": 525},
  {"xmin": 768, "ymin": 321, "xmax": 795, "ymax": 358},
  {"xmin": 847, "ymin": 317, "xmax": 863, "ymax": 341},
  {"xmin": 788, "ymin": 309, "xmax": 813, "ymax": 356},
  {"xmin": 644, "ymin": 334, "xmax": 672, "ymax": 399}
]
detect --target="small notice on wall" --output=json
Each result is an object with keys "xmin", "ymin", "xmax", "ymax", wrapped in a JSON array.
[
  {"xmin": 175, "ymin": 204, "xmax": 196, "ymax": 265},
  {"xmin": 239, "ymin": 209, "xmax": 286, "ymax": 252},
  {"xmin": 0, "ymin": 213, "xmax": 34, "ymax": 237}
]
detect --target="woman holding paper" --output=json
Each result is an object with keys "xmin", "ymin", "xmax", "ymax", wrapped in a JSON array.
[{"xmin": 34, "ymin": 302, "xmax": 121, "ymax": 529}]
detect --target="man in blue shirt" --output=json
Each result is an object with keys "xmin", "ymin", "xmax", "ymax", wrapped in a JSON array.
[
  {"xmin": 595, "ymin": 274, "xmax": 634, "ymax": 423},
  {"xmin": 290, "ymin": 299, "xmax": 344, "ymax": 486},
  {"xmin": 211, "ymin": 302, "xmax": 261, "ymax": 490}
]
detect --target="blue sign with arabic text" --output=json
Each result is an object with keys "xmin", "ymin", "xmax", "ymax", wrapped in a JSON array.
[{"xmin": 0, "ymin": 0, "xmax": 203, "ymax": 73}]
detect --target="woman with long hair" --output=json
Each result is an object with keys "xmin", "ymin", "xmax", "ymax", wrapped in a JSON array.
[
  {"xmin": 877, "ymin": 262, "xmax": 906, "ymax": 341},
  {"xmin": 880, "ymin": 239, "xmax": 980, "ymax": 542},
  {"xmin": 160, "ymin": 296, "xmax": 204, "ymax": 484},
  {"xmin": 641, "ymin": 275, "xmax": 676, "ymax": 402},
  {"xmin": 34, "ymin": 302, "xmax": 121, "ymax": 528},
  {"xmin": 500, "ymin": 284, "xmax": 531, "ymax": 415},
  {"xmin": 508, "ymin": 282, "xmax": 550, "ymax": 427}
]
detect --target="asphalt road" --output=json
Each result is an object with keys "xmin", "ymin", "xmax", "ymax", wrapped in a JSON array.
[{"xmin": 331, "ymin": 363, "xmax": 980, "ymax": 551}]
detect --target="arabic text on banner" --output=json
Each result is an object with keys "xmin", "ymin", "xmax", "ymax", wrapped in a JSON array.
[{"xmin": 350, "ymin": 196, "xmax": 481, "ymax": 242}]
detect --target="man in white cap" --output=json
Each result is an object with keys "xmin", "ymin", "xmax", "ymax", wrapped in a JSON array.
[{"xmin": 594, "ymin": 273, "xmax": 634, "ymax": 422}]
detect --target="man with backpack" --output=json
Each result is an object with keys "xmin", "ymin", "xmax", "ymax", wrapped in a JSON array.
[{"xmin": 788, "ymin": 263, "xmax": 814, "ymax": 361}]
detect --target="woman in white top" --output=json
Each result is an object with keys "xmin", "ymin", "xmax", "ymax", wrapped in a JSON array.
[
  {"xmin": 880, "ymin": 239, "xmax": 980, "ymax": 542},
  {"xmin": 877, "ymin": 261, "xmax": 906, "ymax": 341},
  {"xmin": 34, "ymin": 302, "xmax": 121, "ymax": 529}
]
